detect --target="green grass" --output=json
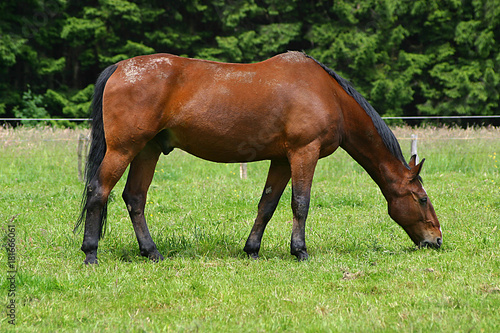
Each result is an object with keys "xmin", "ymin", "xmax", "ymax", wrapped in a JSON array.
[{"xmin": 1, "ymin": 126, "xmax": 499, "ymax": 332}]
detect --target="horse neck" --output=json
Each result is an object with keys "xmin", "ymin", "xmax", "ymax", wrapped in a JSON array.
[{"xmin": 340, "ymin": 108, "xmax": 408, "ymax": 201}]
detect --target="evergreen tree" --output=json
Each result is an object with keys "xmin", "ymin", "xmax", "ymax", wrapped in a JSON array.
[{"xmin": 0, "ymin": 0, "xmax": 498, "ymax": 124}]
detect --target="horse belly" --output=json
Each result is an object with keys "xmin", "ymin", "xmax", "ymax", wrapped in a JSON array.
[{"xmin": 166, "ymin": 120, "xmax": 286, "ymax": 163}]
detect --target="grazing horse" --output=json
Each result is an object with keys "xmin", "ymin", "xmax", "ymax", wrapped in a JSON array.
[{"xmin": 76, "ymin": 51, "xmax": 442, "ymax": 264}]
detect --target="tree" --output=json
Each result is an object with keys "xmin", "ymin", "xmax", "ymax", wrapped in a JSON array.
[{"xmin": 0, "ymin": 0, "xmax": 498, "ymax": 124}]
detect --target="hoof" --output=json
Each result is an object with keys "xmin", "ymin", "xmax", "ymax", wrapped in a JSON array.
[
  {"xmin": 144, "ymin": 249, "xmax": 164, "ymax": 262},
  {"xmin": 293, "ymin": 250, "xmax": 309, "ymax": 262},
  {"xmin": 149, "ymin": 252, "xmax": 164, "ymax": 262},
  {"xmin": 84, "ymin": 256, "xmax": 98, "ymax": 265},
  {"xmin": 247, "ymin": 252, "xmax": 259, "ymax": 260}
]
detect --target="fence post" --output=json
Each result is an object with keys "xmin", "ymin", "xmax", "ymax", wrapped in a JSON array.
[
  {"xmin": 411, "ymin": 134, "xmax": 419, "ymax": 164},
  {"xmin": 240, "ymin": 163, "xmax": 248, "ymax": 179},
  {"xmin": 78, "ymin": 134, "xmax": 89, "ymax": 181}
]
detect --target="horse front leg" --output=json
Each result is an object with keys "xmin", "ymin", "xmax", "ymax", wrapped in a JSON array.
[
  {"xmin": 244, "ymin": 159, "xmax": 291, "ymax": 259},
  {"xmin": 122, "ymin": 141, "xmax": 164, "ymax": 262},
  {"xmin": 288, "ymin": 145, "xmax": 320, "ymax": 261}
]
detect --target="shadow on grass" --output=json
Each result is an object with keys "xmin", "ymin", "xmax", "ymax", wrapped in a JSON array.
[
  {"xmin": 88, "ymin": 230, "xmax": 452, "ymax": 264},
  {"xmin": 100, "ymin": 233, "xmax": 301, "ymax": 263}
]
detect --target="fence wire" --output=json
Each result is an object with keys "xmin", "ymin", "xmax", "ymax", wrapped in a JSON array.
[{"xmin": 2, "ymin": 115, "xmax": 500, "ymax": 122}]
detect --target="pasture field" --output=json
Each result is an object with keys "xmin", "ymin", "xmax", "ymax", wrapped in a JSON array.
[{"xmin": 0, "ymin": 126, "xmax": 499, "ymax": 332}]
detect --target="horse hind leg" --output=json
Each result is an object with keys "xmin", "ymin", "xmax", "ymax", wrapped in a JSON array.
[
  {"xmin": 122, "ymin": 141, "xmax": 164, "ymax": 261},
  {"xmin": 244, "ymin": 159, "xmax": 291, "ymax": 259},
  {"xmin": 81, "ymin": 150, "xmax": 135, "ymax": 264}
]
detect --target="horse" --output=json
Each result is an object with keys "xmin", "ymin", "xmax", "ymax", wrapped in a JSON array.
[{"xmin": 76, "ymin": 51, "xmax": 442, "ymax": 264}]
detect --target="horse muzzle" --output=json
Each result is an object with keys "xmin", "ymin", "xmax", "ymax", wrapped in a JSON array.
[{"xmin": 419, "ymin": 237, "xmax": 442, "ymax": 249}]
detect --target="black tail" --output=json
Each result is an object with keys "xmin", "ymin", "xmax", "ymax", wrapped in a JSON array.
[{"xmin": 74, "ymin": 64, "xmax": 118, "ymax": 238}]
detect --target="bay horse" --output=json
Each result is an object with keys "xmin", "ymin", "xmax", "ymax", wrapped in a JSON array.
[{"xmin": 76, "ymin": 51, "xmax": 442, "ymax": 264}]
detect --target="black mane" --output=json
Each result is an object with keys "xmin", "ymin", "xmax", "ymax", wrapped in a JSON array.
[{"xmin": 305, "ymin": 54, "xmax": 409, "ymax": 168}]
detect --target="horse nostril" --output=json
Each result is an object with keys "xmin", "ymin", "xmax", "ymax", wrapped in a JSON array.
[{"xmin": 420, "ymin": 239, "xmax": 441, "ymax": 249}]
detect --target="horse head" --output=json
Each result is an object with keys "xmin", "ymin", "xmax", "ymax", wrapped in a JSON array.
[{"xmin": 387, "ymin": 155, "xmax": 442, "ymax": 248}]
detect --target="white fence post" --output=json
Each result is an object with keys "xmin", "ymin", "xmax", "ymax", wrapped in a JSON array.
[
  {"xmin": 77, "ymin": 134, "xmax": 89, "ymax": 181},
  {"xmin": 240, "ymin": 163, "xmax": 248, "ymax": 179},
  {"xmin": 411, "ymin": 134, "xmax": 419, "ymax": 164}
]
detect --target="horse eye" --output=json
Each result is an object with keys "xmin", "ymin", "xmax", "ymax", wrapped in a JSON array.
[{"xmin": 419, "ymin": 197, "xmax": 428, "ymax": 204}]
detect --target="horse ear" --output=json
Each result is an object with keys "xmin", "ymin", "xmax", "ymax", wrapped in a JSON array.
[
  {"xmin": 409, "ymin": 154, "xmax": 418, "ymax": 168},
  {"xmin": 410, "ymin": 158, "xmax": 425, "ymax": 179}
]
